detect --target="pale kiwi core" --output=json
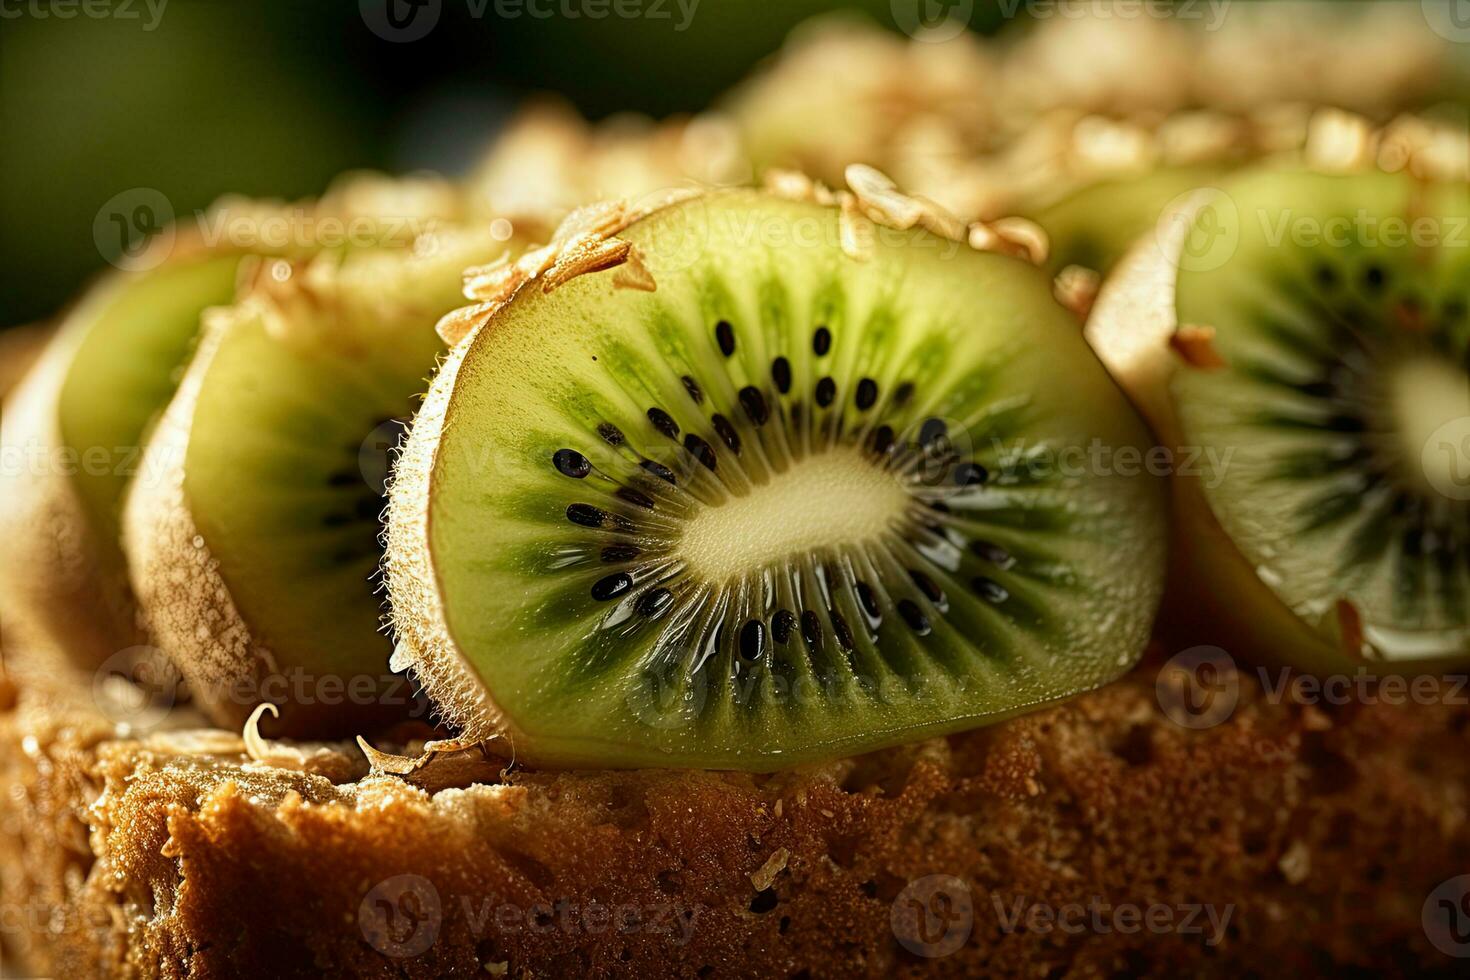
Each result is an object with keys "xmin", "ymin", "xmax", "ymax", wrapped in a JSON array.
[{"xmin": 675, "ymin": 448, "xmax": 911, "ymax": 581}]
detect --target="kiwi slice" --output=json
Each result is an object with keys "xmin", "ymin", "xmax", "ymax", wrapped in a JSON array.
[
  {"xmin": 1090, "ymin": 166, "xmax": 1470, "ymax": 672},
  {"xmin": 0, "ymin": 178, "xmax": 462, "ymax": 669},
  {"xmin": 124, "ymin": 229, "xmax": 509, "ymax": 736},
  {"xmin": 0, "ymin": 254, "xmax": 246, "ymax": 664},
  {"xmin": 387, "ymin": 189, "xmax": 1166, "ymax": 770}
]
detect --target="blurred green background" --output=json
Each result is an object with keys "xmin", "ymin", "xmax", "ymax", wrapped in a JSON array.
[{"xmin": 0, "ymin": 0, "xmax": 1024, "ymax": 329}]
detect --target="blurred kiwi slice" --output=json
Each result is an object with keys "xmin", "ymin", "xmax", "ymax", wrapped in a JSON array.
[
  {"xmin": 0, "ymin": 251, "xmax": 246, "ymax": 665},
  {"xmin": 0, "ymin": 176, "xmax": 461, "ymax": 669},
  {"xmin": 387, "ymin": 188, "xmax": 1166, "ymax": 771},
  {"xmin": 125, "ymin": 227, "xmax": 512, "ymax": 736},
  {"xmin": 1090, "ymin": 163, "xmax": 1470, "ymax": 673}
]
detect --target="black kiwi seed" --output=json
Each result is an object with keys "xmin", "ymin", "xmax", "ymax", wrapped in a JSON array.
[
  {"xmin": 1362, "ymin": 264, "xmax": 1386, "ymax": 292},
  {"xmin": 772, "ymin": 610, "xmax": 796, "ymax": 644},
  {"xmin": 954, "ymin": 462, "xmax": 988, "ymax": 487},
  {"xmin": 830, "ymin": 610, "xmax": 854, "ymax": 651},
  {"xmin": 636, "ymin": 588, "xmax": 673, "ymax": 617},
  {"xmin": 919, "ymin": 418, "xmax": 948, "ymax": 448},
  {"xmin": 681, "ymin": 375, "xmax": 704, "ymax": 404},
  {"xmin": 870, "ymin": 425, "xmax": 894, "ymax": 455},
  {"xmin": 716, "ymin": 320, "xmax": 736, "ymax": 357},
  {"xmin": 771, "ymin": 357, "xmax": 792, "ymax": 394},
  {"xmin": 739, "ymin": 620, "xmax": 766, "ymax": 660},
  {"xmin": 856, "ymin": 581, "xmax": 881, "ymax": 620},
  {"xmin": 970, "ymin": 540, "xmax": 1014, "ymax": 569},
  {"xmin": 1314, "ymin": 263, "xmax": 1337, "ymax": 290},
  {"xmin": 896, "ymin": 599, "xmax": 931, "ymax": 635},
  {"xmin": 683, "ymin": 434, "xmax": 717, "ymax": 471},
  {"xmin": 813, "ymin": 326, "xmax": 831, "ymax": 356},
  {"xmin": 327, "ymin": 469, "xmax": 358, "ymax": 487},
  {"xmin": 552, "ymin": 448, "xmax": 591, "ymax": 479},
  {"xmin": 640, "ymin": 459, "xmax": 677, "ymax": 484},
  {"xmin": 616, "ymin": 487, "xmax": 656, "ymax": 510},
  {"xmin": 597, "ymin": 422, "xmax": 624, "ymax": 447},
  {"xmin": 800, "ymin": 610, "xmax": 823, "ymax": 649},
  {"xmin": 712, "ymin": 414, "xmax": 742, "ymax": 454},
  {"xmin": 591, "ymin": 573, "xmax": 634, "ymax": 601},
  {"xmin": 567, "ymin": 503, "xmax": 609, "ymax": 528},
  {"xmin": 739, "ymin": 386, "xmax": 769, "ymax": 426},
  {"xmin": 601, "ymin": 543, "xmax": 640, "ymax": 563},
  {"xmin": 815, "ymin": 377, "xmax": 836, "ymax": 407},
  {"xmin": 855, "ymin": 378, "xmax": 878, "ymax": 410},
  {"xmin": 908, "ymin": 568, "xmax": 944, "ymax": 604},
  {"xmin": 647, "ymin": 407, "xmax": 680, "ymax": 439},
  {"xmin": 892, "ymin": 381, "xmax": 914, "ymax": 407},
  {"xmin": 971, "ymin": 577, "xmax": 1009, "ymax": 604}
]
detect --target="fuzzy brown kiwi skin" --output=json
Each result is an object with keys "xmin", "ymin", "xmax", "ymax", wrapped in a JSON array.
[
  {"xmin": 383, "ymin": 334, "xmax": 507, "ymax": 746},
  {"xmin": 0, "ymin": 326, "xmax": 146, "ymax": 667},
  {"xmin": 1085, "ymin": 191, "xmax": 1402, "ymax": 677}
]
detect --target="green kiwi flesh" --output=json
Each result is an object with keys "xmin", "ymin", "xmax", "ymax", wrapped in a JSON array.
[
  {"xmin": 125, "ymin": 232, "xmax": 508, "ymax": 735},
  {"xmin": 1036, "ymin": 164, "xmax": 1229, "ymax": 275},
  {"xmin": 388, "ymin": 191, "xmax": 1167, "ymax": 770},
  {"xmin": 0, "ymin": 255, "xmax": 243, "ymax": 664},
  {"xmin": 1169, "ymin": 169, "xmax": 1470, "ymax": 669}
]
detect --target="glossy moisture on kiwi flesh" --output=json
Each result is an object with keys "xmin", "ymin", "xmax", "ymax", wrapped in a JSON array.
[
  {"xmin": 0, "ymin": 255, "xmax": 243, "ymax": 666},
  {"xmin": 387, "ymin": 191, "xmax": 1167, "ymax": 770},
  {"xmin": 1095, "ymin": 168, "xmax": 1470, "ymax": 672},
  {"xmin": 124, "ymin": 231, "xmax": 507, "ymax": 736}
]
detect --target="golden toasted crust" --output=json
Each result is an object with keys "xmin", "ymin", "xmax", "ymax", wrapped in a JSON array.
[{"xmin": 3, "ymin": 645, "xmax": 1467, "ymax": 979}]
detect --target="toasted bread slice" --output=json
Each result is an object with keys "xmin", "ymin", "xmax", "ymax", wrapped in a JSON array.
[{"xmin": 1, "ymin": 642, "xmax": 1467, "ymax": 979}]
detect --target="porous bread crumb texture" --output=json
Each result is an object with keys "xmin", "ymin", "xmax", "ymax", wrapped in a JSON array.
[{"xmin": 2, "ymin": 649, "xmax": 1467, "ymax": 979}]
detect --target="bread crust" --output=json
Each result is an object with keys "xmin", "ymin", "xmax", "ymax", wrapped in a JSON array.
[{"xmin": 2, "ymin": 645, "xmax": 1468, "ymax": 979}]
